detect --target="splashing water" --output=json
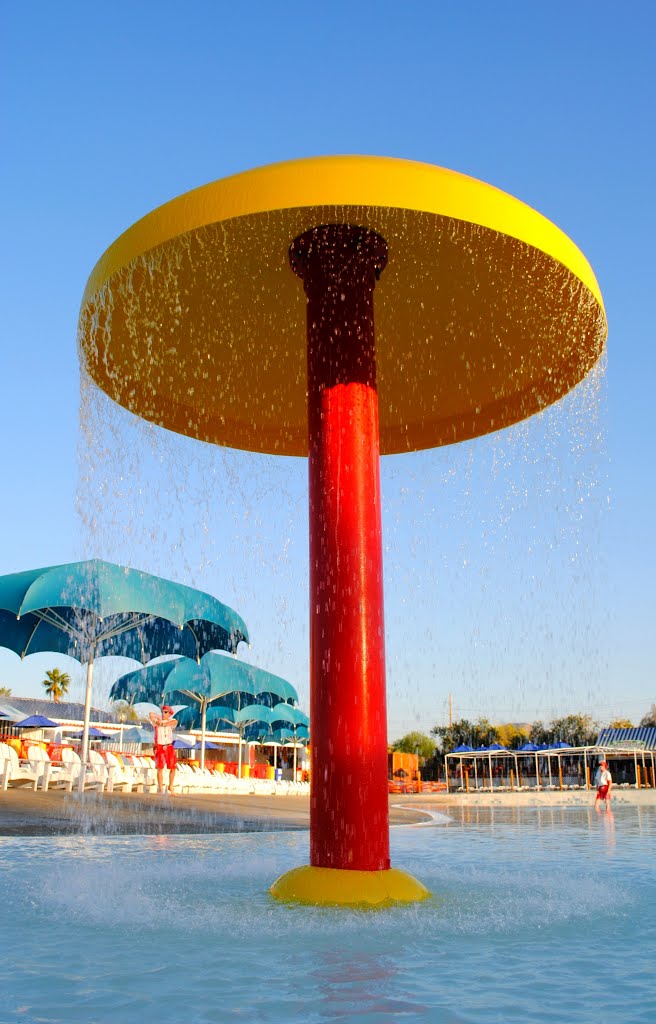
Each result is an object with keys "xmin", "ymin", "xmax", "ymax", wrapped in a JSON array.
[
  {"xmin": 1, "ymin": 804, "xmax": 653, "ymax": 1024},
  {"xmin": 66, "ymin": 163, "xmax": 617, "ymax": 1018},
  {"xmin": 76, "ymin": 347, "xmax": 607, "ymax": 729}
]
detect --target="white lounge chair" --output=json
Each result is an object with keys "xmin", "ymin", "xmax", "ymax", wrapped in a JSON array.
[
  {"xmin": 62, "ymin": 748, "xmax": 107, "ymax": 792},
  {"xmin": 119, "ymin": 753, "xmax": 155, "ymax": 792},
  {"xmin": 0, "ymin": 743, "xmax": 9, "ymax": 789},
  {"xmin": 25, "ymin": 745, "xmax": 53, "ymax": 790},
  {"xmin": 133, "ymin": 755, "xmax": 158, "ymax": 792},
  {"xmin": 168, "ymin": 761, "xmax": 193, "ymax": 794},
  {"xmin": 87, "ymin": 749, "xmax": 111, "ymax": 790},
  {"xmin": 0, "ymin": 743, "xmax": 45, "ymax": 790},
  {"xmin": 196, "ymin": 768, "xmax": 214, "ymax": 792},
  {"xmin": 101, "ymin": 751, "xmax": 134, "ymax": 793}
]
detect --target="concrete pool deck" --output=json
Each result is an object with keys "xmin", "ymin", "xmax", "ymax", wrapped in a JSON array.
[{"xmin": 0, "ymin": 785, "xmax": 654, "ymax": 837}]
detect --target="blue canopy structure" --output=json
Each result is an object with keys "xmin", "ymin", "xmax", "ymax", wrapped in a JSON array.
[{"xmin": 596, "ymin": 727, "xmax": 656, "ymax": 750}]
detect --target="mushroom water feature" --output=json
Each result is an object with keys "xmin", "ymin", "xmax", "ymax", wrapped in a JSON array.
[{"xmin": 78, "ymin": 156, "xmax": 607, "ymax": 906}]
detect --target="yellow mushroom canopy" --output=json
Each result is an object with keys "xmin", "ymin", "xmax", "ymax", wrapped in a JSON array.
[{"xmin": 78, "ymin": 155, "xmax": 606, "ymax": 456}]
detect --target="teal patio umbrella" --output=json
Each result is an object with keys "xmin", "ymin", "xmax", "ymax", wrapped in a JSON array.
[
  {"xmin": 249, "ymin": 724, "xmax": 310, "ymax": 773},
  {"xmin": 246, "ymin": 708, "xmax": 310, "ymax": 776},
  {"xmin": 0, "ymin": 560, "xmax": 248, "ymax": 780},
  {"xmin": 111, "ymin": 725, "xmax": 155, "ymax": 747},
  {"xmin": 234, "ymin": 703, "xmax": 309, "ymax": 777},
  {"xmin": 110, "ymin": 652, "xmax": 297, "ymax": 769}
]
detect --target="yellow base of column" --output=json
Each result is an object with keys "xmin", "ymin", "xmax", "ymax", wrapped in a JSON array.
[{"xmin": 270, "ymin": 865, "xmax": 431, "ymax": 907}]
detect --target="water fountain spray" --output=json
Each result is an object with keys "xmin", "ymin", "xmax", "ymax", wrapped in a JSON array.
[{"xmin": 79, "ymin": 155, "xmax": 606, "ymax": 905}]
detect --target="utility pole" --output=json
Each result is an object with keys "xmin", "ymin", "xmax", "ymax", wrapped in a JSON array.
[{"xmin": 449, "ymin": 692, "xmax": 453, "ymax": 728}]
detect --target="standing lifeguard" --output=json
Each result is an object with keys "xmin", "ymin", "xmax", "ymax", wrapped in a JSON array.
[{"xmin": 149, "ymin": 705, "xmax": 178, "ymax": 795}]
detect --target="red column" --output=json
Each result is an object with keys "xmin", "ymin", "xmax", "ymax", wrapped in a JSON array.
[{"xmin": 290, "ymin": 225, "xmax": 390, "ymax": 871}]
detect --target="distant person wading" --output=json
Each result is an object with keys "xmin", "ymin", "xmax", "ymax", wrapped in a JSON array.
[{"xmin": 594, "ymin": 757, "xmax": 612, "ymax": 812}]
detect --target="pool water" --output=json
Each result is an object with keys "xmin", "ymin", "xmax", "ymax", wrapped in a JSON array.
[{"xmin": 0, "ymin": 805, "xmax": 653, "ymax": 1023}]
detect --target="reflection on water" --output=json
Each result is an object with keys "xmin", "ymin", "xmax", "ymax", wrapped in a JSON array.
[
  {"xmin": 309, "ymin": 951, "xmax": 430, "ymax": 1022},
  {"xmin": 0, "ymin": 806, "xmax": 653, "ymax": 1023}
]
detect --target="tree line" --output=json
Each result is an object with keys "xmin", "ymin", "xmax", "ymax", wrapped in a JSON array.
[{"xmin": 393, "ymin": 705, "xmax": 656, "ymax": 760}]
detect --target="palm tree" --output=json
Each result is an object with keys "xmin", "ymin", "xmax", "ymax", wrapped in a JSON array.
[
  {"xmin": 640, "ymin": 705, "xmax": 656, "ymax": 728},
  {"xmin": 113, "ymin": 699, "xmax": 140, "ymax": 724},
  {"xmin": 42, "ymin": 668, "xmax": 71, "ymax": 703},
  {"xmin": 0, "ymin": 685, "xmax": 12, "ymax": 697}
]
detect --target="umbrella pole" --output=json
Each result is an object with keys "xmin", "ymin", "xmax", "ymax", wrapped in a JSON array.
[
  {"xmin": 200, "ymin": 701, "xmax": 207, "ymax": 771},
  {"xmin": 238, "ymin": 726, "xmax": 243, "ymax": 777},
  {"xmin": 79, "ymin": 650, "xmax": 95, "ymax": 793}
]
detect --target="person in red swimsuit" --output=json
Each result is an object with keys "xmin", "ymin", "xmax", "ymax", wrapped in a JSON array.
[
  {"xmin": 149, "ymin": 705, "xmax": 179, "ymax": 795},
  {"xmin": 594, "ymin": 757, "xmax": 612, "ymax": 812}
]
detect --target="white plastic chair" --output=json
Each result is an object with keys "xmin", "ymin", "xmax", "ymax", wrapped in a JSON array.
[
  {"xmin": 101, "ymin": 751, "xmax": 134, "ymax": 792},
  {"xmin": 0, "ymin": 743, "xmax": 44, "ymax": 790},
  {"xmin": 62, "ymin": 748, "xmax": 106, "ymax": 792},
  {"xmin": 134, "ymin": 755, "xmax": 158, "ymax": 792},
  {"xmin": 252, "ymin": 776, "xmax": 276, "ymax": 796},
  {"xmin": 87, "ymin": 749, "xmax": 110, "ymax": 790},
  {"xmin": 189, "ymin": 765, "xmax": 215, "ymax": 792},
  {"xmin": 0, "ymin": 743, "xmax": 9, "ymax": 789},
  {"xmin": 25, "ymin": 745, "xmax": 53, "ymax": 791},
  {"xmin": 171, "ymin": 762, "xmax": 196, "ymax": 794},
  {"xmin": 213, "ymin": 770, "xmax": 237, "ymax": 794},
  {"xmin": 119, "ymin": 753, "xmax": 154, "ymax": 792}
]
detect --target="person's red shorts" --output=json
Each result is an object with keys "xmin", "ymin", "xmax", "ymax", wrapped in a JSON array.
[
  {"xmin": 154, "ymin": 744, "xmax": 176, "ymax": 770},
  {"xmin": 596, "ymin": 785, "xmax": 610, "ymax": 800}
]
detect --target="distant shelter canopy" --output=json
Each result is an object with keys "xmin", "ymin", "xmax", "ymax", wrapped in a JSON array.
[
  {"xmin": 445, "ymin": 742, "xmax": 655, "ymax": 793},
  {"xmin": 596, "ymin": 727, "xmax": 656, "ymax": 750}
]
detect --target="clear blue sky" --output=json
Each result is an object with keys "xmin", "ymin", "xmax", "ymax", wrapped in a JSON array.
[{"xmin": 1, "ymin": 1, "xmax": 654, "ymax": 737}]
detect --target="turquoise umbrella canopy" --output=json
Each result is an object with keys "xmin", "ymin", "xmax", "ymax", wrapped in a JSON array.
[
  {"xmin": 204, "ymin": 705, "xmax": 237, "ymax": 729},
  {"xmin": 243, "ymin": 709, "xmax": 310, "ymax": 778},
  {"xmin": 0, "ymin": 560, "xmax": 249, "ymax": 772},
  {"xmin": 110, "ymin": 652, "xmax": 297, "ymax": 710},
  {"xmin": 0, "ymin": 560, "xmax": 248, "ymax": 663}
]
